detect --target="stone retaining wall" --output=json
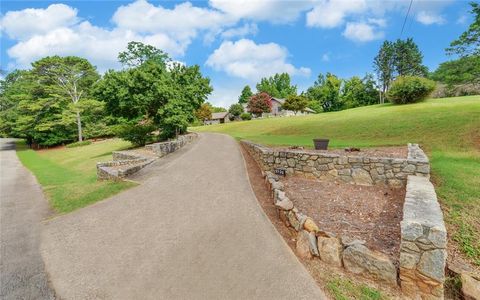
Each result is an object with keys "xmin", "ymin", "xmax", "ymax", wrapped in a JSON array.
[
  {"xmin": 263, "ymin": 171, "xmax": 398, "ymax": 286},
  {"xmin": 242, "ymin": 141, "xmax": 429, "ymax": 187},
  {"xmin": 399, "ymin": 175, "xmax": 447, "ymax": 299},
  {"xmin": 97, "ymin": 133, "xmax": 197, "ymax": 180},
  {"xmin": 145, "ymin": 133, "xmax": 196, "ymax": 157}
]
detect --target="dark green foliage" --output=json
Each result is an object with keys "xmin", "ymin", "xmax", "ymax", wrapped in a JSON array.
[
  {"xmin": 240, "ymin": 112, "xmax": 252, "ymax": 120},
  {"xmin": 447, "ymin": 2, "xmax": 480, "ymax": 57},
  {"xmin": 95, "ymin": 42, "xmax": 212, "ymax": 140},
  {"xmin": 66, "ymin": 140, "xmax": 92, "ymax": 148},
  {"xmin": 305, "ymin": 73, "xmax": 343, "ymax": 112},
  {"xmin": 373, "ymin": 40, "xmax": 395, "ymax": 103},
  {"xmin": 238, "ymin": 85, "xmax": 253, "ymax": 104},
  {"xmin": 430, "ymin": 55, "xmax": 480, "ymax": 86},
  {"xmin": 115, "ymin": 121, "xmax": 156, "ymax": 147},
  {"xmin": 374, "ymin": 38, "xmax": 428, "ymax": 102},
  {"xmin": 387, "ymin": 76, "xmax": 436, "ymax": 104},
  {"xmin": 282, "ymin": 95, "xmax": 309, "ymax": 114},
  {"xmin": 256, "ymin": 73, "xmax": 297, "ymax": 98},
  {"xmin": 118, "ymin": 41, "xmax": 170, "ymax": 68},
  {"xmin": 228, "ymin": 103, "xmax": 244, "ymax": 117},
  {"xmin": 341, "ymin": 74, "xmax": 380, "ymax": 108},
  {"xmin": 393, "ymin": 38, "xmax": 428, "ymax": 77}
]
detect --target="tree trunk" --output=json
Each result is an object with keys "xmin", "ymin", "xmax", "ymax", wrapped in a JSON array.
[{"xmin": 76, "ymin": 111, "xmax": 83, "ymax": 142}]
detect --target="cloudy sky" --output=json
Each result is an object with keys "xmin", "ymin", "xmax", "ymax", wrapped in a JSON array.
[{"xmin": 0, "ymin": 0, "xmax": 472, "ymax": 107}]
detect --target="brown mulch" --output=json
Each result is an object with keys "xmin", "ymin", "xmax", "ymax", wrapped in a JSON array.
[
  {"xmin": 240, "ymin": 144, "xmax": 404, "ymax": 298},
  {"xmin": 274, "ymin": 146, "xmax": 408, "ymax": 159},
  {"xmin": 282, "ymin": 176, "xmax": 405, "ymax": 261}
]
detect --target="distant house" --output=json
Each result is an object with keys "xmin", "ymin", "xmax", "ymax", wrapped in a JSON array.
[
  {"xmin": 269, "ymin": 97, "xmax": 315, "ymax": 116},
  {"xmin": 204, "ymin": 112, "xmax": 230, "ymax": 125},
  {"xmin": 243, "ymin": 97, "xmax": 315, "ymax": 117}
]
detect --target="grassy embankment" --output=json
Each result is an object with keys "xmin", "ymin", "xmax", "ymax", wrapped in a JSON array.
[
  {"xmin": 16, "ymin": 139, "xmax": 136, "ymax": 213},
  {"xmin": 193, "ymin": 96, "xmax": 480, "ymax": 266}
]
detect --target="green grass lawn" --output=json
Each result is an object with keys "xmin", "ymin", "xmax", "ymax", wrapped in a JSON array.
[
  {"xmin": 193, "ymin": 95, "xmax": 480, "ymax": 265},
  {"xmin": 16, "ymin": 139, "xmax": 136, "ymax": 214}
]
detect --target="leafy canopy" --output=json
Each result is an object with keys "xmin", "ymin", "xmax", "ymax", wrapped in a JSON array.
[
  {"xmin": 256, "ymin": 73, "xmax": 297, "ymax": 98},
  {"xmin": 228, "ymin": 103, "xmax": 244, "ymax": 117},
  {"xmin": 247, "ymin": 92, "xmax": 272, "ymax": 116},
  {"xmin": 282, "ymin": 95, "xmax": 309, "ymax": 114},
  {"xmin": 431, "ymin": 55, "xmax": 480, "ymax": 86},
  {"xmin": 447, "ymin": 2, "xmax": 480, "ymax": 57},
  {"xmin": 238, "ymin": 85, "xmax": 253, "ymax": 104}
]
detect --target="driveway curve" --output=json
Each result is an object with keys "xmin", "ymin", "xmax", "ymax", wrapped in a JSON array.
[
  {"xmin": 41, "ymin": 133, "xmax": 325, "ymax": 299},
  {"xmin": 0, "ymin": 139, "xmax": 56, "ymax": 300}
]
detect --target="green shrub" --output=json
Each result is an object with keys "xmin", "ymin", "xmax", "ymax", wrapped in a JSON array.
[
  {"xmin": 240, "ymin": 112, "xmax": 252, "ymax": 120},
  {"xmin": 66, "ymin": 140, "xmax": 92, "ymax": 148},
  {"xmin": 115, "ymin": 122, "xmax": 156, "ymax": 147},
  {"xmin": 387, "ymin": 76, "xmax": 436, "ymax": 104}
]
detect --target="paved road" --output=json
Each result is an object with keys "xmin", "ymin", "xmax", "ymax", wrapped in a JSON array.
[
  {"xmin": 0, "ymin": 139, "xmax": 56, "ymax": 300},
  {"xmin": 41, "ymin": 133, "xmax": 325, "ymax": 299}
]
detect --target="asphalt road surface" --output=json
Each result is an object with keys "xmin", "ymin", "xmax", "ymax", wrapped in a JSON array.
[
  {"xmin": 41, "ymin": 133, "xmax": 326, "ymax": 299},
  {"xmin": 0, "ymin": 138, "xmax": 56, "ymax": 300}
]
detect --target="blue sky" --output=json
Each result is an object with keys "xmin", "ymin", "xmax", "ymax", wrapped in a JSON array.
[{"xmin": 0, "ymin": 0, "xmax": 473, "ymax": 107}]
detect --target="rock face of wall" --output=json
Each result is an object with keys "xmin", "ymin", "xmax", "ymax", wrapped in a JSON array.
[
  {"xmin": 97, "ymin": 133, "xmax": 197, "ymax": 180},
  {"xmin": 400, "ymin": 175, "xmax": 447, "ymax": 300},
  {"xmin": 242, "ymin": 141, "xmax": 429, "ymax": 187},
  {"xmin": 145, "ymin": 133, "xmax": 196, "ymax": 157}
]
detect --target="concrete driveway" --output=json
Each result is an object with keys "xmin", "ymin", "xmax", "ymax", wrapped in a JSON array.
[
  {"xmin": 0, "ymin": 139, "xmax": 56, "ymax": 300},
  {"xmin": 41, "ymin": 133, "xmax": 326, "ymax": 299}
]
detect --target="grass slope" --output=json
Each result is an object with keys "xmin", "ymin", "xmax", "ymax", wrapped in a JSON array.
[
  {"xmin": 16, "ymin": 139, "xmax": 136, "ymax": 213},
  {"xmin": 193, "ymin": 96, "xmax": 480, "ymax": 265}
]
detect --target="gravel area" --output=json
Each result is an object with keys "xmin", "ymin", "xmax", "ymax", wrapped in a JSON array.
[
  {"xmin": 274, "ymin": 146, "xmax": 407, "ymax": 159},
  {"xmin": 282, "ymin": 176, "xmax": 405, "ymax": 261}
]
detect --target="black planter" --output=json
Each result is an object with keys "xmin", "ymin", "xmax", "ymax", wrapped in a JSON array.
[{"xmin": 313, "ymin": 138, "xmax": 329, "ymax": 150}]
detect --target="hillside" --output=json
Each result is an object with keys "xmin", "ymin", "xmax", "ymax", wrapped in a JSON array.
[{"xmin": 193, "ymin": 95, "xmax": 480, "ymax": 266}]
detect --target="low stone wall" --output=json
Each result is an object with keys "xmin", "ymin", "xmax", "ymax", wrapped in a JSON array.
[
  {"xmin": 399, "ymin": 175, "xmax": 447, "ymax": 299},
  {"xmin": 263, "ymin": 171, "xmax": 398, "ymax": 286},
  {"xmin": 145, "ymin": 133, "xmax": 196, "ymax": 157},
  {"xmin": 97, "ymin": 133, "xmax": 197, "ymax": 180},
  {"xmin": 96, "ymin": 158, "xmax": 155, "ymax": 181},
  {"xmin": 242, "ymin": 141, "xmax": 430, "ymax": 187}
]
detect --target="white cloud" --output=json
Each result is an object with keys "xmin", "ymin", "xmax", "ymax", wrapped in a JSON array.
[
  {"xmin": 416, "ymin": 11, "xmax": 445, "ymax": 25},
  {"xmin": 221, "ymin": 23, "xmax": 258, "ymax": 39},
  {"xmin": 209, "ymin": 0, "xmax": 315, "ymax": 24},
  {"xmin": 0, "ymin": 4, "xmax": 79, "ymax": 39},
  {"xmin": 321, "ymin": 53, "xmax": 330, "ymax": 62},
  {"xmin": 306, "ymin": 0, "xmax": 367, "ymax": 28},
  {"xmin": 7, "ymin": 21, "xmax": 184, "ymax": 71},
  {"xmin": 206, "ymin": 39, "xmax": 310, "ymax": 81},
  {"xmin": 1, "ymin": 1, "xmax": 237, "ymax": 70},
  {"xmin": 342, "ymin": 21, "xmax": 384, "ymax": 42}
]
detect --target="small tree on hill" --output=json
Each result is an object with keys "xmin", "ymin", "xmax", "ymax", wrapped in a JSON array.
[
  {"xmin": 282, "ymin": 95, "xmax": 309, "ymax": 115},
  {"xmin": 228, "ymin": 103, "xmax": 244, "ymax": 119},
  {"xmin": 195, "ymin": 103, "xmax": 212, "ymax": 123},
  {"xmin": 238, "ymin": 85, "xmax": 253, "ymax": 104},
  {"xmin": 247, "ymin": 92, "xmax": 272, "ymax": 117}
]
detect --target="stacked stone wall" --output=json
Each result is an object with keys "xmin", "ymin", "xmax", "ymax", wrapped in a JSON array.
[{"xmin": 242, "ymin": 141, "xmax": 429, "ymax": 187}]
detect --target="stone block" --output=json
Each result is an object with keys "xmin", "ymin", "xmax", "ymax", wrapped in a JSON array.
[
  {"xmin": 303, "ymin": 218, "xmax": 319, "ymax": 233},
  {"xmin": 461, "ymin": 272, "xmax": 480, "ymax": 300},
  {"xmin": 317, "ymin": 236, "xmax": 343, "ymax": 267},
  {"xmin": 342, "ymin": 243, "xmax": 397, "ymax": 285},
  {"xmin": 417, "ymin": 249, "xmax": 446, "ymax": 282},
  {"xmin": 351, "ymin": 168, "xmax": 373, "ymax": 185},
  {"xmin": 296, "ymin": 230, "xmax": 313, "ymax": 259}
]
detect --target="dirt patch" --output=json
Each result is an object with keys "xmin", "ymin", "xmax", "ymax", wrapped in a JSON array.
[
  {"xmin": 240, "ymin": 144, "xmax": 404, "ymax": 299},
  {"xmin": 274, "ymin": 145, "xmax": 407, "ymax": 159},
  {"xmin": 282, "ymin": 176, "xmax": 405, "ymax": 261}
]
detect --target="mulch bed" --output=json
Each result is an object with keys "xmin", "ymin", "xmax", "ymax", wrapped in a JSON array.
[
  {"xmin": 282, "ymin": 176, "xmax": 405, "ymax": 261},
  {"xmin": 274, "ymin": 146, "xmax": 407, "ymax": 159}
]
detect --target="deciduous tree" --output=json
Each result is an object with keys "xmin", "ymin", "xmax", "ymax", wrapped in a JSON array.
[
  {"xmin": 282, "ymin": 95, "xmax": 309, "ymax": 115},
  {"xmin": 247, "ymin": 92, "xmax": 272, "ymax": 116},
  {"xmin": 256, "ymin": 73, "xmax": 297, "ymax": 98},
  {"xmin": 447, "ymin": 2, "xmax": 480, "ymax": 57},
  {"xmin": 238, "ymin": 85, "xmax": 253, "ymax": 104}
]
